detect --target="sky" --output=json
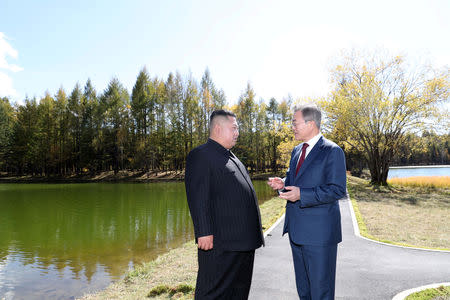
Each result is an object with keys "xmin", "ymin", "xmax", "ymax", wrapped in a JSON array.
[{"xmin": 1, "ymin": 0, "xmax": 449, "ymax": 105}]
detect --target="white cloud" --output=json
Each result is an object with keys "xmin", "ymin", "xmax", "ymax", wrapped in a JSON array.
[
  {"xmin": 0, "ymin": 32, "xmax": 23, "ymax": 98},
  {"xmin": 0, "ymin": 72, "xmax": 18, "ymax": 97}
]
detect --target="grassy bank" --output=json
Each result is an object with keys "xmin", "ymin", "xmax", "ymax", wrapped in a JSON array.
[
  {"xmin": 405, "ymin": 285, "xmax": 450, "ymax": 300},
  {"xmin": 0, "ymin": 170, "xmax": 185, "ymax": 183},
  {"xmin": 79, "ymin": 195, "xmax": 286, "ymax": 300},
  {"xmin": 348, "ymin": 175, "xmax": 450, "ymax": 250},
  {"xmin": 388, "ymin": 176, "xmax": 450, "ymax": 188}
]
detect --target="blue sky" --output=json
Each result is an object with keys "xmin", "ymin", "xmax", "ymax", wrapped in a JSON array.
[{"xmin": 1, "ymin": 0, "xmax": 449, "ymax": 105}]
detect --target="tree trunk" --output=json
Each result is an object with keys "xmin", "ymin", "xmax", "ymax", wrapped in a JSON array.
[{"xmin": 368, "ymin": 150, "xmax": 391, "ymax": 186}]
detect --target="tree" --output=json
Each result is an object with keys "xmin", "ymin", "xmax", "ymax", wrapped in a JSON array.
[
  {"xmin": 254, "ymin": 100, "xmax": 267, "ymax": 172},
  {"xmin": 37, "ymin": 92, "xmax": 56, "ymax": 175},
  {"xmin": 131, "ymin": 67, "xmax": 152, "ymax": 170},
  {"xmin": 165, "ymin": 72, "xmax": 184, "ymax": 171},
  {"xmin": 10, "ymin": 97, "xmax": 40, "ymax": 174},
  {"xmin": 54, "ymin": 87, "xmax": 70, "ymax": 175},
  {"xmin": 276, "ymin": 122, "xmax": 296, "ymax": 171},
  {"xmin": 321, "ymin": 49, "xmax": 450, "ymax": 185},
  {"xmin": 79, "ymin": 79, "xmax": 98, "ymax": 173},
  {"xmin": 265, "ymin": 98, "xmax": 283, "ymax": 173},
  {"xmin": 153, "ymin": 78, "xmax": 168, "ymax": 171},
  {"xmin": 68, "ymin": 84, "xmax": 83, "ymax": 174},
  {"xmin": 199, "ymin": 68, "xmax": 225, "ymax": 141},
  {"xmin": 0, "ymin": 97, "xmax": 15, "ymax": 172},
  {"xmin": 391, "ymin": 131, "xmax": 450, "ymax": 166},
  {"xmin": 234, "ymin": 82, "xmax": 257, "ymax": 171},
  {"xmin": 99, "ymin": 78, "xmax": 130, "ymax": 174},
  {"xmin": 183, "ymin": 73, "xmax": 200, "ymax": 154}
]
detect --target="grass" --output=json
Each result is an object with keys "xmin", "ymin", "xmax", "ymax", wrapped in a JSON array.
[
  {"xmin": 147, "ymin": 284, "xmax": 194, "ymax": 298},
  {"xmin": 348, "ymin": 175, "xmax": 450, "ymax": 250},
  {"xmin": 388, "ymin": 176, "xmax": 450, "ymax": 188},
  {"xmin": 405, "ymin": 285, "xmax": 450, "ymax": 300},
  {"xmin": 78, "ymin": 195, "xmax": 286, "ymax": 300},
  {"xmin": 259, "ymin": 195, "xmax": 286, "ymax": 231}
]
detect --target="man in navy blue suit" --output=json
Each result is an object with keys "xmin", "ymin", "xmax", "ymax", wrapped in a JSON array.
[{"xmin": 268, "ymin": 104, "xmax": 347, "ymax": 300}]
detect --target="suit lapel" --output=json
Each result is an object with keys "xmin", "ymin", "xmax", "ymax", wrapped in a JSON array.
[
  {"xmin": 290, "ymin": 147, "xmax": 301, "ymax": 182},
  {"xmin": 229, "ymin": 152, "xmax": 255, "ymax": 192},
  {"xmin": 229, "ymin": 152, "xmax": 262, "ymax": 230},
  {"xmin": 296, "ymin": 137, "xmax": 324, "ymax": 179}
]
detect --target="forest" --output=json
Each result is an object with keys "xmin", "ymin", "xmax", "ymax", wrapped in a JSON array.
[{"xmin": 0, "ymin": 63, "xmax": 448, "ymax": 179}]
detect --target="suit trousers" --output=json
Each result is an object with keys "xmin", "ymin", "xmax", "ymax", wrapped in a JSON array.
[
  {"xmin": 195, "ymin": 248, "xmax": 255, "ymax": 300},
  {"xmin": 289, "ymin": 238, "xmax": 337, "ymax": 300}
]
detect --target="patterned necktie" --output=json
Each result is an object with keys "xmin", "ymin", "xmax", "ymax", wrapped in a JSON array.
[{"xmin": 295, "ymin": 143, "xmax": 309, "ymax": 176}]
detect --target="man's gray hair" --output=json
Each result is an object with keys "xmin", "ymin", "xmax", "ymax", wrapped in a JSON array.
[{"xmin": 293, "ymin": 104, "xmax": 321, "ymax": 130}]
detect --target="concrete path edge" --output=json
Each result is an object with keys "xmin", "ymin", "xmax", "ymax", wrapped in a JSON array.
[
  {"xmin": 263, "ymin": 212, "xmax": 285, "ymax": 238},
  {"xmin": 391, "ymin": 282, "xmax": 450, "ymax": 300}
]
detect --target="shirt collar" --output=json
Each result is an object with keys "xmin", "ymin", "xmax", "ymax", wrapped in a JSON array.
[
  {"xmin": 207, "ymin": 138, "xmax": 231, "ymax": 157},
  {"xmin": 303, "ymin": 133, "xmax": 322, "ymax": 149}
]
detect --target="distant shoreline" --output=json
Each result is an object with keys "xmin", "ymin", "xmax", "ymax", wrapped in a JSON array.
[
  {"xmin": 0, "ymin": 170, "xmax": 278, "ymax": 184},
  {"xmin": 390, "ymin": 165, "xmax": 449, "ymax": 169},
  {"xmin": 2, "ymin": 166, "xmax": 448, "ymax": 183},
  {"xmin": 0, "ymin": 170, "xmax": 183, "ymax": 184}
]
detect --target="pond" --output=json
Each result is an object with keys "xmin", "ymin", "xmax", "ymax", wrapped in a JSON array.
[
  {"xmin": 0, "ymin": 180, "xmax": 274, "ymax": 299},
  {"xmin": 388, "ymin": 165, "xmax": 450, "ymax": 178}
]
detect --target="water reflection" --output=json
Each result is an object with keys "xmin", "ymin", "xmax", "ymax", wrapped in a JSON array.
[
  {"xmin": 0, "ymin": 183, "xmax": 195, "ymax": 299},
  {"xmin": 0, "ymin": 181, "xmax": 273, "ymax": 299}
]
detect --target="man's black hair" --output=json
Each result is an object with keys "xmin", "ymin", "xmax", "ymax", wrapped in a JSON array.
[{"xmin": 209, "ymin": 109, "xmax": 236, "ymax": 124}]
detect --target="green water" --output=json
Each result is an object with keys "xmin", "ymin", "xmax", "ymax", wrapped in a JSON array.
[{"xmin": 0, "ymin": 180, "xmax": 274, "ymax": 299}]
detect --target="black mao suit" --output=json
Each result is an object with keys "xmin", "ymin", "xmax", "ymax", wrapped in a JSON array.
[{"xmin": 185, "ymin": 138, "xmax": 264, "ymax": 299}]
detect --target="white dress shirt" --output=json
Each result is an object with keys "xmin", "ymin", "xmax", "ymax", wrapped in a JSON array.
[
  {"xmin": 297, "ymin": 133, "xmax": 322, "ymax": 164},
  {"xmin": 281, "ymin": 133, "xmax": 322, "ymax": 186}
]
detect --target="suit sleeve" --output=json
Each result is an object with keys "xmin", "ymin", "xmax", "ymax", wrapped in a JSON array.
[
  {"xmin": 185, "ymin": 150, "xmax": 213, "ymax": 239},
  {"xmin": 299, "ymin": 146, "xmax": 347, "ymax": 208}
]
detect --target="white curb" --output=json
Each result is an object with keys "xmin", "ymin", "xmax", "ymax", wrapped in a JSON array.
[{"xmin": 264, "ymin": 213, "xmax": 285, "ymax": 238}]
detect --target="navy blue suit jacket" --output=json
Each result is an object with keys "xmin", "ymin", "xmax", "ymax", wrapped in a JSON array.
[{"xmin": 283, "ymin": 136, "xmax": 347, "ymax": 246}]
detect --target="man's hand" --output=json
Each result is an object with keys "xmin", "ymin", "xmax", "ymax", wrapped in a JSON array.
[
  {"xmin": 278, "ymin": 186, "xmax": 300, "ymax": 202},
  {"xmin": 197, "ymin": 235, "xmax": 213, "ymax": 250},
  {"xmin": 267, "ymin": 177, "xmax": 284, "ymax": 190}
]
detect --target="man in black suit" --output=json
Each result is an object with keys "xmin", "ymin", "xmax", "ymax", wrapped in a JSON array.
[{"xmin": 185, "ymin": 109, "xmax": 264, "ymax": 299}]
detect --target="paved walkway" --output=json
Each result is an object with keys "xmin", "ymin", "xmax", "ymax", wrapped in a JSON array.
[{"xmin": 249, "ymin": 198, "xmax": 450, "ymax": 300}]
